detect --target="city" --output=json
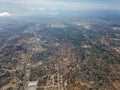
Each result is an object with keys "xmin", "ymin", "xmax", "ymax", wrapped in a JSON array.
[{"xmin": 0, "ymin": 0, "xmax": 120, "ymax": 90}]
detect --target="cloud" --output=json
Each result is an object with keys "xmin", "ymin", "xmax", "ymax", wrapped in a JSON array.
[
  {"xmin": 0, "ymin": 12, "xmax": 11, "ymax": 17},
  {"xmin": 31, "ymin": 8, "xmax": 46, "ymax": 11},
  {"xmin": 51, "ymin": 12, "xmax": 59, "ymax": 15},
  {"xmin": 38, "ymin": 8, "xmax": 46, "ymax": 11}
]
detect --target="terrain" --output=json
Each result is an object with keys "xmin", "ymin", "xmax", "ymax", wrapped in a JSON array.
[{"xmin": 0, "ymin": 11, "xmax": 120, "ymax": 90}]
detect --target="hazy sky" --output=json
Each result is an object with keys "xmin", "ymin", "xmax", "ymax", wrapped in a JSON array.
[
  {"xmin": 0, "ymin": 0, "xmax": 120, "ymax": 16},
  {"xmin": 0, "ymin": 0, "xmax": 120, "ymax": 10}
]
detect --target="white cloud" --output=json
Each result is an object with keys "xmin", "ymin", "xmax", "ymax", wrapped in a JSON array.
[
  {"xmin": 0, "ymin": 12, "xmax": 11, "ymax": 17},
  {"xmin": 38, "ymin": 8, "xmax": 46, "ymax": 11},
  {"xmin": 31, "ymin": 8, "xmax": 46, "ymax": 11},
  {"xmin": 51, "ymin": 12, "xmax": 59, "ymax": 15},
  {"xmin": 31, "ymin": 8, "xmax": 36, "ymax": 10}
]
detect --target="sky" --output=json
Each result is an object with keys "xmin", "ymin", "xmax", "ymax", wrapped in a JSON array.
[
  {"xmin": 0, "ymin": 0, "xmax": 120, "ymax": 9},
  {"xmin": 0, "ymin": 0, "xmax": 120, "ymax": 17}
]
